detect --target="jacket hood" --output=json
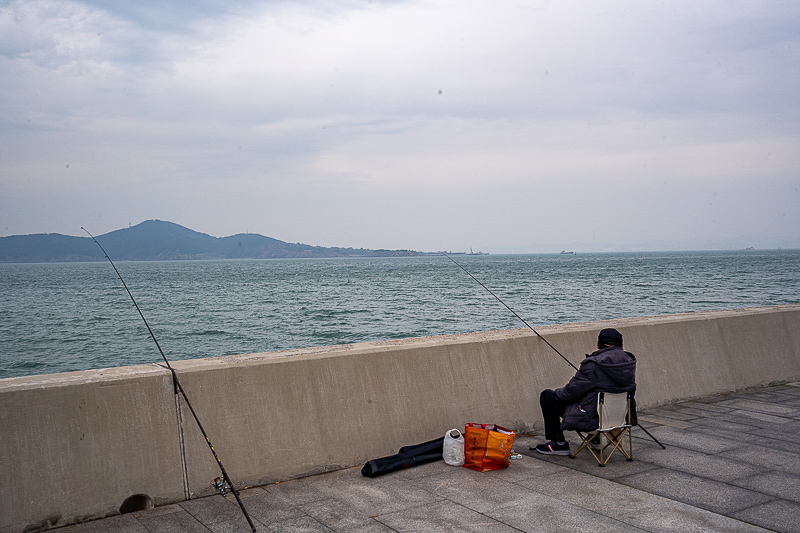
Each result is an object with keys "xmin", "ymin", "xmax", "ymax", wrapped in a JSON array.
[{"xmin": 587, "ymin": 346, "xmax": 636, "ymax": 387}]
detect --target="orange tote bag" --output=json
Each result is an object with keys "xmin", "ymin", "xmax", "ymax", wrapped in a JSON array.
[{"xmin": 463, "ymin": 423, "xmax": 516, "ymax": 472}]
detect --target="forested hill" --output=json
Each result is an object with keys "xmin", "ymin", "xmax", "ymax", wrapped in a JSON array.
[{"xmin": 0, "ymin": 220, "xmax": 429, "ymax": 262}]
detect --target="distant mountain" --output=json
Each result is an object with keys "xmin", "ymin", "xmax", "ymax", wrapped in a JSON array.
[{"xmin": 0, "ymin": 220, "xmax": 430, "ymax": 262}]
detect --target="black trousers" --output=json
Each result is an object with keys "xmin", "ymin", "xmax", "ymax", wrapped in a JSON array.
[{"xmin": 540, "ymin": 389, "xmax": 568, "ymax": 442}]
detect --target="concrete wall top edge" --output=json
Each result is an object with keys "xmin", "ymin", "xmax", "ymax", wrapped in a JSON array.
[
  {"xmin": 5, "ymin": 305, "xmax": 799, "ymax": 384},
  {"xmin": 169, "ymin": 328, "xmax": 534, "ymax": 371},
  {"xmin": 539, "ymin": 304, "xmax": 800, "ymax": 330},
  {"xmin": 0, "ymin": 362, "xmax": 167, "ymax": 390},
  {"xmin": 170, "ymin": 305, "xmax": 800, "ymax": 373}
]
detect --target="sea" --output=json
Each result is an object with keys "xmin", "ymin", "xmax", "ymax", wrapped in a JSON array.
[{"xmin": 1, "ymin": 250, "xmax": 798, "ymax": 380}]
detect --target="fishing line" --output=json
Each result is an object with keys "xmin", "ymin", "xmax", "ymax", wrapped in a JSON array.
[
  {"xmin": 441, "ymin": 252, "xmax": 666, "ymax": 449},
  {"xmin": 83, "ymin": 227, "xmax": 258, "ymax": 532},
  {"xmin": 441, "ymin": 252, "xmax": 578, "ymax": 370}
]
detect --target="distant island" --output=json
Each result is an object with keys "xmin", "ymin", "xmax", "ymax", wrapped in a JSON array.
[{"xmin": 0, "ymin": 220, "xmax": 434, "ymax": 263}]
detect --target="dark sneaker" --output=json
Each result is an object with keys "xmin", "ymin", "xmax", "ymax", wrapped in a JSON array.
[{"xmin": 533, "ymin": 441, "xmax": 570, "ymax": 455}]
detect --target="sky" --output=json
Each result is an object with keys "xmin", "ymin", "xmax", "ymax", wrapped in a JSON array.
[{"xmin": 1, "ymin": 0, "xmax": 799, "ymax": 253}]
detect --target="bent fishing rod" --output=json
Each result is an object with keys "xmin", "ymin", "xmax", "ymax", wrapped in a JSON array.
[
  {"xmin": 441, "ymin": 252, "xmax": 578, "ymax": 371},
  {"xmin": 83, "ymin": 228, "xmax": 257, "ymax": 532},
  {"xmin": 441, "ymin": 252, "xmax": 665, "ymax": 449}
]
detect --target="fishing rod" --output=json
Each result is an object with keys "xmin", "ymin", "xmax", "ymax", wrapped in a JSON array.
[
  {"xmin": 441, "ymin": 252, "xmax": 578, "ymax": 370},
  {"xmin": 441, "ymin": 252, "xmax": 666, "ymax": 450},
  {"xmin": 83, "ymin": 228, "xmax": 257, "ymax": 532}
]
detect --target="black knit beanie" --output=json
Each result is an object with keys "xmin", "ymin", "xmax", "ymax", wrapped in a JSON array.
[{"xmin": 598, "ymin": 328, "xmax": 623, "ymax": 347}]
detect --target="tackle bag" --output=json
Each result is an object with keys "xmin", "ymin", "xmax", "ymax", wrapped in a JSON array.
[
  {"xmin": 361, "ymin": 436, "xmax": 444, "ymax": 477},
  {"xmin": 442, "ymin": 428, "xmax": 465, "ymax": 466},
  {"xmin": 463, "ymin": 423, "xmax": 515, "ymax": 472}
]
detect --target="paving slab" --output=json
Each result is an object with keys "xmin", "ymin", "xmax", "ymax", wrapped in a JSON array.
[
  {"xmin": 642, "ymin": 425, "xmax": 743, "ymax": 454},
  {"xmin": 180, "ymin": 493, "xmax": 259, "ymax": 532},
  {"xmin": 412, "ymin": 473, "xmax": 532, "ymax": 515},
  {"xmin": 484, "ymin": 493, "xmax": 636, "ymax": 533},
  {"xmin": 730, "ymin": 408, "xmax": 796, "ymax": 425},
  {"xmin": 135, "ymin": 506, "xmax": 209, "ymax": 533},
  {"xmin": 774, "ymin": 421, "xmax": 800, "ymax": 435},
  {"xmin": 238, "ymin": 487, "xmax": 310, "ymax": 526},
  {"xmin": 262, "ymin": 515, "xmax": 334, "ymax": 533},
  {"xmin": 377, "ymin": 500, "xmax": 518, "ymax": 533},
  {"xmin": 682, "ymin": 415, "xmax": 762, "ymax": 435},
  {"xmin": 517, "ymin": 434, "xmax": 662, "ymax": 481},
  {"xmin": 57, "ymin": 514, "xmax": 147, "ymax": 532},
  {"xmin": 647, "ymin": 405, "xmax": 710, "ymax": 420},
  {"xmin": 692, "ymin": 395, "xmax": 740, "ymax": 407},
  {"xmin": 730, "ymin": 499, "xmax": 800, "ymax": 533},
  {"xmin": 719, "ymin": 444, "xmax": 800, "ymax": 476},
  {"xmin": 636, "ymin": 415, "xmax": 696, "ymax": 429},
  {"xmin": 673, "ymin": 401, "xmax": 731, "ymax": 413},
  {"xmin": 298, "ymin": 466, "xmax": 447, "ymax": 517},
  {"xmin": 732, "ymin": 433, "xmax": 800, "ymax": 455},
  {"xmin": 717, "ymin": 399, "xmax": 799, "ymax": 416},
  {"xmin": 261, "ymin": 477, "xmax": 331, "ymax": 506},
  {"xmin": 619, "ymin": 467, "xmax": 774, "ymax": 515},
  {"xmin": 301, "ymin": 498, "xmax": 394, "ymax": 532},
  {"xmin": 730, "ymin": 471, "xmax": 800, "ymax": 504},
  {"xmin": 620, "ymin": 445, "xmax": 768, "ymax": 483},
  {"xmin": 617, "ymin": 500, "xmax": 773, "ymax": 533},
  {"xmin": 518, "ymin": 468, "xmax": 672, "ymax": 518}
]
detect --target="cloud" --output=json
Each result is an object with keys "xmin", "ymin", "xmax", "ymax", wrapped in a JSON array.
[{"xmin": 1, "ymin": 0, "xmax": 799, "ymax": 250}]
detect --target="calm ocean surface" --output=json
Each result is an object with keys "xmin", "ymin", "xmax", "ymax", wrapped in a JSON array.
[{"xmin": 1, "ymin": 250, "xmax": 798, "ymax": 379}]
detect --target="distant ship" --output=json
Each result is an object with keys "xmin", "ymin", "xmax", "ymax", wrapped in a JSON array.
[
  {"xmin": 560, "ymin": 250, "xmax": 575, "ymax": 255},
  {"xmin": 442, "ymin": 248, "xmax": 489, "ymax": 256}
]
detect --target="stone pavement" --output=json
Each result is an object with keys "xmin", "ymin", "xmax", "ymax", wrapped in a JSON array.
[{"xmin": 58, "ymin": 382, "xmax": 800, "ymax": 532}]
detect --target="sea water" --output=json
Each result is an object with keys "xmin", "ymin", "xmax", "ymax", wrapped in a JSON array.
[{"xmin": 1, "ymin": 250, "xmax": 798, "ymax": 379}]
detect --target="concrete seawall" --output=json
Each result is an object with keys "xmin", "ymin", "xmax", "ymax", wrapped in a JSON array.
[{"xmin": 2, "ymin": 305, "xmax": 799, "ymax": 532}]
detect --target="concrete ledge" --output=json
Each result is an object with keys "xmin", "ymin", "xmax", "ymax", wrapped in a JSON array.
[
  {"xmin": 2, "ymin": 304, "xmax": 799, "ymax": 532},
  {"xmin": 0, "ymin": 365, "xmax": 185, "ymax": 532}
]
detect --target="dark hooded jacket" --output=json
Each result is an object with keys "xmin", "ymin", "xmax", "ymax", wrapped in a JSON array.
[{"xmin": 555, "ymin": 346, "xmax": 637, "ymax": 432}]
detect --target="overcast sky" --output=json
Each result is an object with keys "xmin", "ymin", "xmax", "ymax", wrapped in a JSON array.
[{"xmin": 2, "ymin": 0, "xmax": 798, "ymax": 252}]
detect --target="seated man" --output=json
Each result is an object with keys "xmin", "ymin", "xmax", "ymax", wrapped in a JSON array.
[{"xmin": 534, "ymin": 328, "xmax": 637, "ymax": 455}]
